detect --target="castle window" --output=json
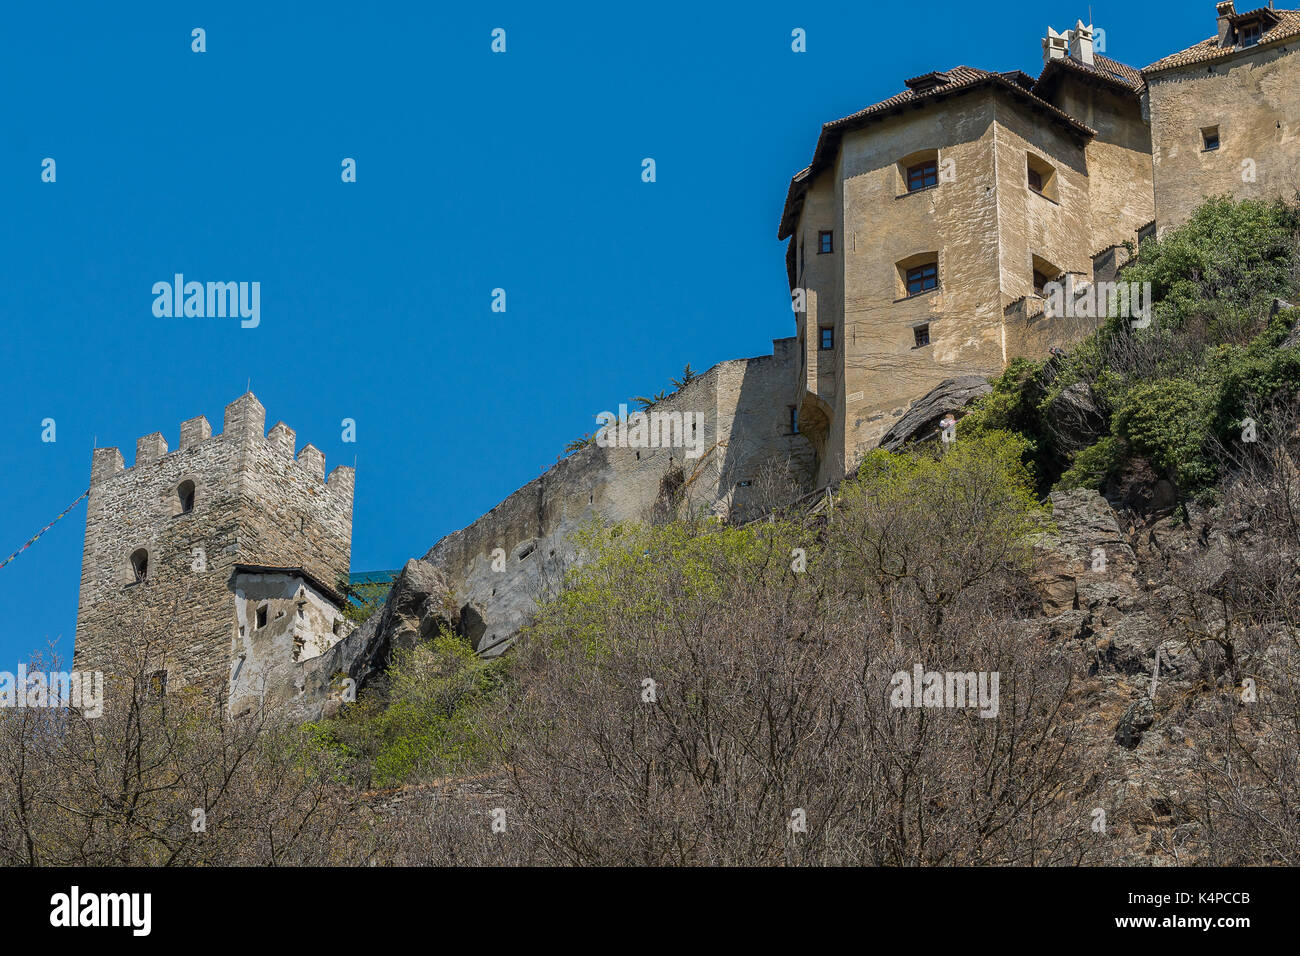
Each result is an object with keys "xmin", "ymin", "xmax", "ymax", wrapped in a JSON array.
[
  {"xmin": 818, "ymin": 231, "xmax": 833, "ymax": 254},
  {"xmin": 819, "ymin": 326, "xmax": 834, "ymax": 350},
  {"xmin": 1026, "ymin": 154, "xmax": 1058, "ymax": 201},
  {"xmin": 149, "ymin": 669, "xmax": 167, "ymax": 698},
  {"xmin": 256, "ymin": 604, "xmax": 268, "ymax": 629},
  {"xmin": 907, "ymin": 160, "xmax": 938, "ymax": 192},
  {"xmin": 914, "ymin": 324, "xmax": 931, "ymax": 348},
  {"xmin": 177, "ymin": 480, "xmax": 195, "ymax": 515},
  {"xmin": 1202, "ymin": 126, "xmax": 1220, "ymax": 151},
  {"xmin": 1032, "ymin": 255, "xmax": 1063, "ymax": 298},
  {"xmin": 1239, "ymin": 21, "xmax": 1262, "ymax": 47},
  {"xmin": 790, "ymin": 406, "xmax": 799, "ymax": 434},
  {"xmin": 129, "ymin": 548, "xmax": 148, "ymax": 583},
  {"xmin": 906, "ymin": 263, "xmax": 938, "ymax": 296},
  {"xmin": 897, "ymin": 149, "xmax": 940, "ymax": 195}
]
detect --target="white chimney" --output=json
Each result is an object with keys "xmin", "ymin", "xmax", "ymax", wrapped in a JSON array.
[
  {"xmin": 1068, "ymin": 20, "xmax": 1095, "ymax": 65},
  {"xmin": 1043, "ymin": 26, "xmax": 1069, "ymax": 66},
  {"xmin": 1217, "ymin": 1, "xmax": 1236, "ymax": 45}
]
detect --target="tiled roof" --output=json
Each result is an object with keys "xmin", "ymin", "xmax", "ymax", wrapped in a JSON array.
[
  {"xmin": 778, "ymin": 66, "xmax": 1096, "ymax": 239},
  {"xmin": 1034, "ymin": 53, "xmax": 1146, "ymax": 95},
  {"xmin": 1143, "ymin": 7, "xmax": 1300, "ymax": 74}
]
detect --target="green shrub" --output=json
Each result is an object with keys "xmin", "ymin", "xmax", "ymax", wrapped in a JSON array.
[
  {"xmin": 1057, "ymin": 436, "xmax": 1127, "ymax": 491},
  {"xmin": 306, "ymin": 630, "xmax": 508, "ymax": 787}
]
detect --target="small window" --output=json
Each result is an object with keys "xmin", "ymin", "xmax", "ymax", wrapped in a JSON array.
[
  {"xmin": 1026, "ymin": 154, "xmax": 1057, "ymax": 200},
  {"xmin": 914, "ymin": 324, "xmax": 931, "ymax": 348},
  {"xmin": 906, "ymin": 160, "xmax": 938, "ymax": 192},
  {"xmin": 129, "ymin": 548, "xmax": 148, "ymax": 583},
  {"xmin": 789, "ymin": 406, "xmax": 799, "ymax": 434},
  {"xmin": 177, "ymin": 480, "xmax": 195, "ymax": 515},
  {"xmin": 1031, "ymin": 254, "xmax": 1063, "ymax": 298},
  {"xmin": 1202, "ymin": 126, "xmax": 1220, "ymax": 151},
  {"xmin": 149, "ymin": 669, "xmax": 167, "ymax": 698},
  {"xmin": 818, "ymin": 231, "xmax": 833, "ymax": 254},
  {"xmin": 737, "ymin": 480, "xmax": 753, "ymax": 488},
  {"xmin": 906, "ymin": 263, "xmax": 938, "ymax": 296},
  {"xmin": 819, "ymin": 327, "xmax": 834, "ymax": 350},
  {"xmin": 256, "ymin": 604, "xmax": 268, "ymax": 629},
  {"xmin": 1240, "ymin": 21, "xmax": 1262, "ymax": 47}
]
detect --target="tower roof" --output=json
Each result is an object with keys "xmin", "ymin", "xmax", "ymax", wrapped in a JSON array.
[
  {"xmin": 1143, "ymin": 6, "xmax": 1300, "ymax": 75},
  {"xmin": 778, "ymin": 66, "xmax": 1096, "ymax": 239},
  {"xmin": 1033, "ymin": 53, "xmax": 1145, "ymax": 97}
]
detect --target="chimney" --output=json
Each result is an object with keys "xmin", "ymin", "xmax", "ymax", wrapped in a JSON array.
[
  {"xmin": 1068, "ymin": 20, "xmax": 1095, "ymax": 65},
  {"xmin": 1218, "ymin": 1, "xmax": 1236, "ymax": 45},
  {"xmin": 1043, "ymin": 26, "xmax": 1069, "ymax": 66}
]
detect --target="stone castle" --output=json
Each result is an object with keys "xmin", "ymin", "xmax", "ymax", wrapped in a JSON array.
[
  {"xmin": 73, "ymin": 394, "xmax": 356, "ymax": 716},
  {"xmin": 73, "ymin": 2, "xmax": 1300, "ymax": 716}
]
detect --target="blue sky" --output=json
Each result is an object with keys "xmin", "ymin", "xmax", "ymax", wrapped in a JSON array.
[{"xmin": 0, "ymin": 0, "xmax": 1212, "ymax": 664}]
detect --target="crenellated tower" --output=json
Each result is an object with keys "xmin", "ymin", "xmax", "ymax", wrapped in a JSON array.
[{"xmin": 72, "ymin": 393, "xmax": 354, "ymax": 709}]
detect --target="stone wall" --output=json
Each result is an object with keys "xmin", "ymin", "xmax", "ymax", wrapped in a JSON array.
[
  {"xmin": 230, "ymin": 570, "xmax": 350, "ymax": 717},
  {"xmin": 1148, "ymin": 43, "xmax": 1300, "ymax": 231},
  {"xmin": 420, "ymin": 342, "xmax": 814, "ymax": 656},
  {"xmin": 72, "ymin": 393, "xmax": 354, "ymax": 701}
]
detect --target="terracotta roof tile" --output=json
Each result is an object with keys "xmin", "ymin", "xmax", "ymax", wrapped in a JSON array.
[
  {"xmin": 1035, "ymin": 53, "xmax": 1146, "ymax": 95},
  {"xmin": 1143, "ymin": 7, "xmax": 1300, "ymax": 74},
  {"xmin": 778, "ymin": 66, "xmax": 1095, "ymax": 239}
]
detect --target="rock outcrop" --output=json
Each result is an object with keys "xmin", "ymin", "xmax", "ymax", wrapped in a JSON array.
[{"xmin": 877, "ymin": 376, "xmax": 992, "ymax": 451}]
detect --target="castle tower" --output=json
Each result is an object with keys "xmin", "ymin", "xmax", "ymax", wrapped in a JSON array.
[{"xmin": 72, "ymin": 393, "xmax": 355, "ymax": 713}]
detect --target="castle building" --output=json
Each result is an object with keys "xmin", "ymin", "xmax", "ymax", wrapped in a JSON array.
[
  {"xmin": 780, "ymin": 26, "xmax": 1154, "ymax": 485},
  {"xmin": 71, "ymin": 393, "xmax": 355, "ymax": 715},
  {"xmin": 1145, "ymin": 2, "xmax": 1300, "ymax": 231},
  {"xmin": 71, "ymin": 5, "xmax": 1300, "ymax": 714},
  {"xmin": 781, "ymin": 2, "xmax": 1298, "ymax": 486}
]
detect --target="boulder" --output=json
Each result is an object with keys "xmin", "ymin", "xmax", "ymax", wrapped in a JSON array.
[
  {"xmin": 1046, "ymin": 382, "xmax": 1105, "ymax": 453},
  {"xmin": 1114, "ymin": 696, "xmax": 1156, "ymax": 748},
  {"xmin": 341, "ymin": 558, "xmax": 459, "ymax": 690},
  {"xmin": 1033, "ymin": 489, "xmax": 1140, "ymax": 614},
  {"xmin": 877, "ymin": 376, "xmax": 991, "ymax": 451}
]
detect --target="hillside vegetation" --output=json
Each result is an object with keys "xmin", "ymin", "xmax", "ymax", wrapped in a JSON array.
[
  {"xmin": 964, "ymin": 197, "xmax": 1300, "ymax": 501},
  {"xmin": 3, "ymin": 197, "xmax": 1299, "ymax": 866}
]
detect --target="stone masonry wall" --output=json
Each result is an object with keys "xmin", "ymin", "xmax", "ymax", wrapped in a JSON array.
[
  {"xmin": 72, "ymin": 393, "xmax": 354, "ymax": 701},
  {"xmin": 422, "ymin": 342, "xmax": 813, "ymax": 655},
  {"xmin": 1148, "ymin": 43, "xmax": 1300, "ymax": 231}
]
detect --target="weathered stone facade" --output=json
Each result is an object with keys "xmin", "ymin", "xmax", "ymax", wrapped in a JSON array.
[
  {"xmin": 72, "ymin": 393, "xmax": 354, "ymax": 711},
  {"xmin": 1145, "ymin": 2, "xmax": 1300, "ymax": 232},
  {"xmin": 781, "ymin": 27, "xmax": 1157, "ymax": 486},
  {"xmin": 423, "ymin": 338, "xmax": 814, "ymax": 655},
  {"xmin": 779, "ymin": 5, "xmax": 1298, "ymax": 487}
]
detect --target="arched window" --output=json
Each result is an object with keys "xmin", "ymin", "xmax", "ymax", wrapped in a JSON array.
[
  {"xmin": 129, "ymin": 548, "xmax": 149, "ymax": 583},
  {"xmin": 177, "ymin": 480, "xmax": 195, "ymax": 514},
  {"xmin": 897, "ymin": 149, "xmax": 941, "ymax": 194}
]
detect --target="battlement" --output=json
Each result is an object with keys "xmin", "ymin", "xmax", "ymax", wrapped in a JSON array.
[
  {"xmin": 75, "ymin": 392, "xmax": 356, "ymax": 695},
  {"xmin": 88, "ymin": 392, "xmax": 353, "ymax": 500}
]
